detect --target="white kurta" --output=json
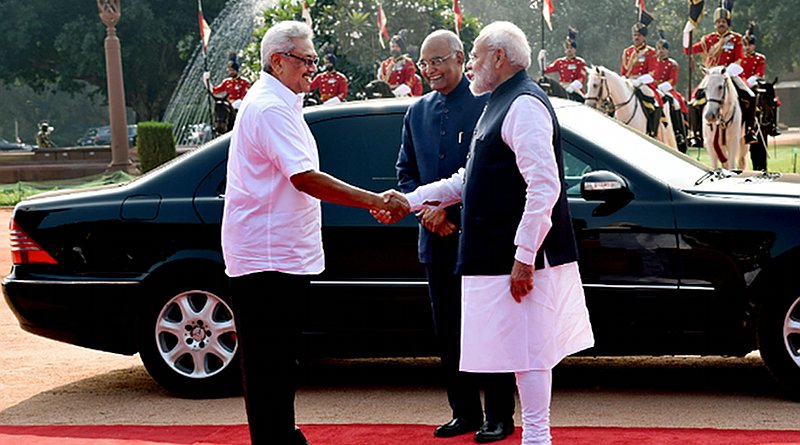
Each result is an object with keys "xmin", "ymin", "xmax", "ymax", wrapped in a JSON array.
[{"xmin": 405, "ymin": 94, "xmax": 594, "ymax": 373}]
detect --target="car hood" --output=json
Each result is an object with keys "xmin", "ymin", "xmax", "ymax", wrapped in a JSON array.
[{"xmin": 684, "ymin": 170, "xmax": 800, "ymax": 200}]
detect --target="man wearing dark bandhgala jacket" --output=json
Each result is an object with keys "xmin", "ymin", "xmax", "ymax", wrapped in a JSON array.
[{"xmin": 396, "ymin": 29, "xmax": 516, "ymax": 443}]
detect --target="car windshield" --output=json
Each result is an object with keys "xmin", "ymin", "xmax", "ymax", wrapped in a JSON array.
[{"xmin": 556, "ymin": 104, "xmax": 708, "ymax": 189}]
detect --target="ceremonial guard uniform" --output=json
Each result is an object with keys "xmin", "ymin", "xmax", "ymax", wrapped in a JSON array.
[
  {"xmin": 378, "ymin": 31, "xmax": 420, "ymax": 96},
  {"xmin": 653, "ymin": 32, "xmax": 689, "ymax": 151},
  {"xmin": 211, "ymin": 76, "xmax": 251, "ymax": 103},
  {"xmin": 684, "ymin": 6, "xmax": 756, "ymax": 146},
  {"xmin": 621, "ymin": 22, "xmax": 663, "ymax": 107},
  {"xmin": 310, "ymin": 54, "xmax": 348, "ymax": 103},
  {"xmin": 741, "ymin": 23, "xmax": 766, "ymax": 82},
  {"xmin": 544, "ymin": 28, "xmax": 586, "ymax": 101}
]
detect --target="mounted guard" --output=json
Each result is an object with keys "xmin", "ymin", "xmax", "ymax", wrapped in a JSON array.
[
  {"xmin": 620, "ymin": 16, "xmax": 665, "ymax": 139},
  {"xmin": 540, "ymin": 28, "xmax": 587, "ymax": 102}
]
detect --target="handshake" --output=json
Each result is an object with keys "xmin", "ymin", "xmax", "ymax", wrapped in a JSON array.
[{"xmin": 371, "ymin": 190, "xmax": 411, "ymax": 224}]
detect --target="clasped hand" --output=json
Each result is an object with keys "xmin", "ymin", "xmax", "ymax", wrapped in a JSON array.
[{"xmin": 370, "ymin": 190, "xmax": 410, "ymax": 224}]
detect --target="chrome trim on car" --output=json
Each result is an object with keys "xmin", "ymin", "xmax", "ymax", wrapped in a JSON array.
[
  {"xmin": 7, "ymin": 279, "xmax": 140, "ymax": 286},
  {"xmin": 582, "ymin": 283, "xmax": 715, "ymax": 291}
]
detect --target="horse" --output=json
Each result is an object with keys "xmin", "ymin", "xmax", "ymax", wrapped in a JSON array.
[
  {"xmin": 364, "ymin": 79, "xmax": 395, "ymax": 99},
  {"xmin": 584, "ymin": 66, "xmax": 677, "ymax": 150},
  {"xmin": 749, "ymin": 77, "xmax": 779, "ymax": 170},
  {"xmin": 537, "ymin": 76, "xmax": 585, "ymax": 103},
  {"xmin": 702, "ymin": 66, "xmax": 745, "ymax": 170},
  {"xmin": 211, "ymin": 95, "xmax": 235, "ymax": 138}
]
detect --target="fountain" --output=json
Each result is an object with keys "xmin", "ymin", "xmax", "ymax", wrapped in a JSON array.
[{"xmin": 162, "ymin": 0, "xmax": 275, "ymax": 146}]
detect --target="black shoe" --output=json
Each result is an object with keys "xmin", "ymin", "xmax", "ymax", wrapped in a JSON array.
[
  {"xmin": 769, "ymin": 128, "xmax": 781, "ymax": 136},
  {"xmin": 474, "ymin": 420, "xmax": 515, "ymax": 443},
  {"xmin": 434, "ymin": 417, "xmax": 483, "ymax": 438},
  {"xmin": 687, "ymin": 136, "xmax": 703, "ymax": 147},
  {"xmin": 293, "ymin": 426, "xmax": 311, "ymax": 445},
  {"xmin": 745, "ymin": 132, "xmax": 758, "ymax": 144}
]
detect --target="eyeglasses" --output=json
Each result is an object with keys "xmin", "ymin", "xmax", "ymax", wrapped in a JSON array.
[
  {"xmin": 417, "ymin": 53, "xmax": 455, "ymax": 71},
  {"xmin": 278, "ymin": 52, "xmax": 319, "ymax": 68}
]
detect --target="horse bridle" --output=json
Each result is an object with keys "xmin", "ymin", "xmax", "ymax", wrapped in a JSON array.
[
  {"xmin": 586, "ymin": 71, "xmax": 639, "ymax": 125},
  {"xmin": 705, "ymin": 75, "xmax": 735, "ymax": 128}
]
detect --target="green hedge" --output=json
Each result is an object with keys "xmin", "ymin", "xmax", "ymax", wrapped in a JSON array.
[{"xmin": 136, "ymin": 122, "xmax": 176, "ymax": 173}]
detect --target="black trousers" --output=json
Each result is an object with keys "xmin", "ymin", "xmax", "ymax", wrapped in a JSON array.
[
  {"xmin": 426, "ymin": 235, "xmax": 516, "ymax": 423},
  {"xmin": 230, "ymin": 271, "xmax": 309, "ymax": 445}
]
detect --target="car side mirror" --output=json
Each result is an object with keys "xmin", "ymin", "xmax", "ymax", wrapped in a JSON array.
[{"xmin": 580, "ymin": 170, "xmax": 631, "ymax": 202}]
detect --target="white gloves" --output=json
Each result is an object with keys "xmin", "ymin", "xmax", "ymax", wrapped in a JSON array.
[
  {"xmin": 323, "ymin": 96, "xmax": 342, "ymax": 105},
  {"xmin": 566, "ymin": 79, "xmax": 582, "ymax": 93},
  {"xmin": 657, "ymin": 81, "xmax": 673, "ymax": 93},
  {"xmin": 747, "ymin": 75, "xmax": 759, "ymax": 88},
  {"xmin": 632, "ymin": 74, "xmax": 654, "ymax": 87},
  {"xmin": 726, "ymin": 62, "xmax": 744, "ymax": 77},
  {"xmin": 202, "ymin": 71, "xmax": 211, "ymax": 88},
  {"xmin": 392, "ymin": 84, "xmax": 412, "ymax": 97},
  {"xmin": 231, "ymin": 99, "xmax": 242, "ymax": 109}
]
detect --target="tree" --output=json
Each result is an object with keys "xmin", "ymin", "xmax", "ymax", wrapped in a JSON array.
[
  {"xmin": 0, "ymin": 0, "xmax": 227, "ymax": 122},
  {"xmin": 243, "ymin": 0, "xmax": 481, "ymax": 99}
]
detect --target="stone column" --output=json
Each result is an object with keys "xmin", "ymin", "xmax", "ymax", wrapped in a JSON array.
[{"xmin": 98, "ymin": 0, "xmax": 130, "ymax": 171}]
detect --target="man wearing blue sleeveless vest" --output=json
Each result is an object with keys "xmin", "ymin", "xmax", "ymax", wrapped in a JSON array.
[
  {"xmin": 396, "ymin": 30, "xmax": 517, "ymax": 442},
  {"xmin": 381, "ymin": 21, "xmax": 594, "ymax": 445}
]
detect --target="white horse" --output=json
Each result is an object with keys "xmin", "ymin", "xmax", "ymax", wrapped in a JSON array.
[
  {"xmin": 702, "ymin": 66, "xmax": 745, "ymax": 169},
  {"xmin": 585, "ymin": 66, "xmax": 677, "ymax": 149}
]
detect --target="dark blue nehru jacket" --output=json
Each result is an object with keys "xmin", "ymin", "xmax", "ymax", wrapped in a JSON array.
[
  {"xmin": 396, "ymin": 76, "xmax": 488, "ymax": 264},
  {"xmin": 456, "ymin": 70, "xmax": 578, "ymax": 276}
]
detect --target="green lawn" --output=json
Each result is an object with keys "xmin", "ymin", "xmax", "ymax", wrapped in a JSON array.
[{"xmin": 685, "ymin": 144, "xmax": 800, "ymax": 173}]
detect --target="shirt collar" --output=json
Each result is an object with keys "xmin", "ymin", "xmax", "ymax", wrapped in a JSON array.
[{"xmin": 263, "ymin": 72, "xmax": 304, "ymax": 110}]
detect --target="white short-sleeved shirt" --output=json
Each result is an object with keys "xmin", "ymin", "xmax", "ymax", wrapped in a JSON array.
[{"xmin": 221, "ymin": 73, "xmax": 324, "ymax": 277}]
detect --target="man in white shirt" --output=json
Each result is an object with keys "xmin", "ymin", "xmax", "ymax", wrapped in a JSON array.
[
  {"xmin": 376, "ymin": 22, "xmax": 593, "ymax": 445},
  {"xmin": 222, "ymin": 21, "xmax": 407, "ymax": 445}
]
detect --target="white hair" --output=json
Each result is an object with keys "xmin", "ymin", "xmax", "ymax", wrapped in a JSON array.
[
  {"xmin": 477, "ymin": 21, "xmax": 531, "ymax": 70},
  {"xmin": 421, "ymin": 29, "xmax": 464, "ymax": 54},
  {"xmin": 260, "ymin": 21, "xmax": 314, "ymax": 73}
]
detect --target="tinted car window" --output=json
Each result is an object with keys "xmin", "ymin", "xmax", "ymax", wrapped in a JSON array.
[{"xmin": 311, "ymin": 112, "xmax": 415, "ymax": 227}]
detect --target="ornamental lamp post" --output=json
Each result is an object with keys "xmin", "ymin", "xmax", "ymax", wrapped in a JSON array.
[{"xmin": 98, "ymin": 0, "xmax": 130, "ymax": 171}]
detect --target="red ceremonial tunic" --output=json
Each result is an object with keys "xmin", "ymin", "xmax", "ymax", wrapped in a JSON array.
[
  {"xmin": 685, "ymin": 31, "xmax": 743, "ymax": 68},
  {"xmin": 211, "ymin": 76, "xmax": 251, "ymax": 102},
  {"xmin": 741, "ymin": 52, "xmax": 766, "ymax": 79},
  {"xmin": 544, "ymin": 56, "xmax": 587, "ymax": 89},
  {"xmin": 378, "ymin": 55, "xmax": 418, "ymax": 93},
  {"xmin": 621, "ymin": 44, "xmax": 662, "ymax": 106},
  {"xmin": 310, "ymin": 70, "xmax": 349, "ymax": 102},
  {"xmin": 621, "ymin": 44, "xmax": 657, "ymax": 78},
  {"xmin": 653, "ymin": 56, "xmax": 687, "ymax": 113}
]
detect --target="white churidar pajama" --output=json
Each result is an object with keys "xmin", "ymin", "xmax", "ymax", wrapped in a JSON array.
[{"xmin": 405, "ymin": 95, "xmax": 594, "ymax": 444}]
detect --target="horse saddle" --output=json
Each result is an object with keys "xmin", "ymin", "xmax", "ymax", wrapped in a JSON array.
[{"xmin": 633, "ymin": 87, "xmax": 663, "ymax": 138}]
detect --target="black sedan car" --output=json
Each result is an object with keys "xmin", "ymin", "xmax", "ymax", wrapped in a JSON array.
[{"xmin": 4, "ymin": 98, "xmax": 800, "ymax": 400}]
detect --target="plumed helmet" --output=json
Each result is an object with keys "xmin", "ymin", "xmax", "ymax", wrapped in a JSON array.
[
  {"xmin": 745, "ymin": 21, "xmax": 757, "ymax": 45},
  {"xmin": 324, "ymin": 53, "xmax": 337, "ymax": 65},
  {"xmin": 391, "ymin": 29, "xmax": 409, "ymax": 53},
  {"xmin": 657, "ymin": 29, "xmax": 669, "ymax": 50},
  {"xmin": 632, "ymin": 22, "xmax": 648, "ymax": 36},
  {"xmin": 565, "ymin": 28, "xmax": 578, "ymax": 49},
  {"xmin": 226, "ymin": 51, "xmax": 240, "ymax": 72}
]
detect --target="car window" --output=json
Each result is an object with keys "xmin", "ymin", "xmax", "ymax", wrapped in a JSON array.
[
  {"xmin": 561, "ymin": 144, "xmax": 593, "ymax": 196},
  {"xmin": 311, "ymin": 112, "xmax": 415, "ymax": 227}
]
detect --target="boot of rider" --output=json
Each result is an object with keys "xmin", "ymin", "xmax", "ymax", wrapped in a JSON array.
[
  {"xmin": 740, "ymin": 96, "xmax": 758, "ymax": 144},
  {"xmin": 671, "ymin": 108, "xmax": 688, "ymax": 153},
  {"xmin": 687, "ymin": 102, "xmax": 704, "ymax": 147}
]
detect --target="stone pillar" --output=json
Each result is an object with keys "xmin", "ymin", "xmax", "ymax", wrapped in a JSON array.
[{"xmin": 98, "ymin": 0, "xmax": 130, "ymax": 171}]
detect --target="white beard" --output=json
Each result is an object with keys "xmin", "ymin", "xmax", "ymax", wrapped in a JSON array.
[{"xmin": 469, "ymin": 62, "xmax": 497, "ymax": 96}]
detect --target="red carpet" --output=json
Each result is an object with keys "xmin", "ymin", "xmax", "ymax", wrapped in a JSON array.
[{"xmin": 1, "ymin": 424, "xmax": 800, "ymax": 444}]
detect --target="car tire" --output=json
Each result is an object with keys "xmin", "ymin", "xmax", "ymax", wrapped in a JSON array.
[
  {"xmin": 757, "ymin": 289, "xmax": 800, "ymax": 400},
  {"xmin": 137, "ymin": 270, "xmax": 241, "ymax": 398}
]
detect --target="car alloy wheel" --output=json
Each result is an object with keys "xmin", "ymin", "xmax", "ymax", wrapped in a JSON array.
[
  {"xmin": 154, "ymin": 289, "xmax": 238, "ymax": 380},
  {"xmin": 781, "ymin": 296, "xmax": 800, "ymax": 368}
]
